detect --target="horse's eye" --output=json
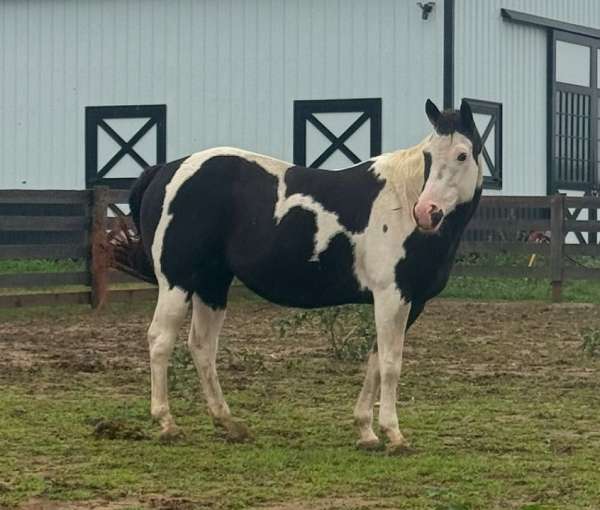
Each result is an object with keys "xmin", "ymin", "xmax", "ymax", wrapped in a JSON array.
[{"xmin": 457, "ymin": 152, "xmax": 467, "ymax": 162}]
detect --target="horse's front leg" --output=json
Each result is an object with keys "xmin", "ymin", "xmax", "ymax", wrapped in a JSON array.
[
  {"xmin": 373, "ymin": 286, "xmax": 411, "ymax": 453},
  {"xmin": 353, "ymin": 350, "xmax": 381, "ymax": 449}
]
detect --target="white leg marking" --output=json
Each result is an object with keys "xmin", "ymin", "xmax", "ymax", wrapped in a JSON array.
[
  {"xmin": 373, "ymin": 287, "xmax": 411, "ymax": 448},
  {"xmin": 187, "ymin": 294, "xmax": 229, "ymax": 421},
  {"xmin": 353, "ymin": 350, "xmax": 381, "ymax": 447},
  {"xmin": 188, "ymin": 294, "xmax": 251, "ymax": 441},
  {"xmin": 147, "ymin": 285, "xmax": 189, "ymax": 437}
]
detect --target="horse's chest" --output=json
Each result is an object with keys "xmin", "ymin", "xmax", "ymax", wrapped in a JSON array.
[{"xmin": 393, "ymin": 231, "xmax": 457, "ymax": 302}]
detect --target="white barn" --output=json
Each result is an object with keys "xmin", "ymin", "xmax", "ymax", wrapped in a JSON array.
[{"xmin": 2, "ymin": 0, "xmax": 600, "ymax": 199}]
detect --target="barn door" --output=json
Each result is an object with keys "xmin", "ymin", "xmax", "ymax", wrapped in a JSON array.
[
  {"xmin": 293, "ymin": 98, "xmax": 382, "ymax": 169},
  {"xmin": 549, "ymin": 31, "xmax": 600, "ymax": 243},
  {"xmin": 85, "ymin": 105, "xmax": 166, "ymax": 189},
  {"xmin": 549, "ymin": 31, "xmax": 600, "ymax": 194}
]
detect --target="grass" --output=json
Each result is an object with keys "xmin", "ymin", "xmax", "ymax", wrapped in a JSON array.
[
  {"xmin": 1, "ymin": 295, "xmax": 600, "ymax": 509},
  {"xmin": 441, "ymin": 276, "xmax": 600, "ymax": 303},
  {"xmin": 2, "ymin": 359, "xmax": 600, "ymax": 509},
  {"xmin": 0, "ymin": 259, "xmax": 85, "ymax": 274}
]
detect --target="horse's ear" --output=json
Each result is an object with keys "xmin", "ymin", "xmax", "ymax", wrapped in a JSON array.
[
  {"xmin": 460, "ymin": 99, "xmax": 476, "ymax": 134},
  {"xmin": 425, "ymin": 99, "xmax": 441, "ymax": 128}
]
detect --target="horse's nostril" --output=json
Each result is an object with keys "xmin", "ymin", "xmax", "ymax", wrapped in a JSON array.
[{"xmin": 430, "ymin": 209, "xmax": 444, "ymax": 228}]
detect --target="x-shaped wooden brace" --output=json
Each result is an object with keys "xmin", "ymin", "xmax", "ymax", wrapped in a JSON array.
[
  {"xmin": 97, "ymin": 118, "xmax": 155, "ymax": 178},
  {"xmin": 565, "ymin": 189, "xmax": 600, "ymax": 245},
  {"xmin": 307, "ymin": 112, "xmax": 370, "ymax": 168},
  {"xmin": 478, "ymin": 114, "xmax": 497, "ymax": 176}
]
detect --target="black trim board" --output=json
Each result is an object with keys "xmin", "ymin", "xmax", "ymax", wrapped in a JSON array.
[
  {"xmin": 546, "ymin": 27, "xmax": 555, "ymax": 196},
  {"xmin": 85, "ymin": 104, "xmax": 166, "ymax": 189},
  {"xmin": 443, "ymin": 0, "xmax": 455, "ymax": 110},
  {"xmin": 463, "ymin": 98, "xmax": 503, "ymax": 190},
  {"xmin": 293, "ymin": 98, "xmax": 382, "ymax": 167},
  {"xmin": 501, "ymin": 8, "xmax": 600, "ymax": 39}
]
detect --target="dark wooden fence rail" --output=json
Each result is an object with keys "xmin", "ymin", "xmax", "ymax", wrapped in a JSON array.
[
  {"xmin": 1, "ymin": 190, "xmax": 599, "ymax": 308},
  {"xmin": 0, "ymin": 187, "xmax": 153, "ymax": 308},
  {"xmin": 457, "ymin": 194, "xmax": 600, "ymax": 301}
]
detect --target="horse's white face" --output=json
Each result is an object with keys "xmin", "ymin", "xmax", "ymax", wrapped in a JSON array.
[{"xmin": 413, "ymin": 99, "xmax": 483, "ymax": 233}]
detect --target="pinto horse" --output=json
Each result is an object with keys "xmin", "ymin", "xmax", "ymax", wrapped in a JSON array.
[{"xmin": 113, "ymin": 99, "xmax": 483, "ymax": 452}]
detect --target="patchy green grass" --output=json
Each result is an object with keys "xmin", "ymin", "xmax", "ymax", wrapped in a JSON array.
[
  {"xmin": 0, "ymin": 259, "xmax": 85, "ymax": 274},
  {"xmin": 442, "ymin": 276, "xmax": 600, "ymax": 303},
  {"xmin": 2, "ymin": 369, "xmax": 599, "ymax": 510},
  {"xmin": 1, "ymin": 295, "xmax": 599, "ymax": 509}
]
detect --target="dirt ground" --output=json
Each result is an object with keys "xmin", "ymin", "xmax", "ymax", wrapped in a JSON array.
[
  {"xmin": 0, "ymin": 297, "xmax": 597, "ymax": 382},
  {"xmin": 1, "ymin": 295, "xmax": 599, "ymax": 510}
]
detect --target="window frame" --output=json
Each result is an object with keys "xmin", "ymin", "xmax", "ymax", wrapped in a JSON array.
[
  {"xmin": 548, "ymin": 30, "xmax": 600, "ymax": 194},
  {"xmin": 293, "ymin": 98, "xmax": 382, "ymax": 168},
  {"xmin": 85, "ymin": 104, "xmax": 167, "ymax": 189},
  {"xmin": 463, "ymin": 98, "xmax": 503, "ymax": 190}
]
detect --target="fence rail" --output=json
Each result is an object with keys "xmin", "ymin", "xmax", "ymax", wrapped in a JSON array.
[
  {"xmin": 1, "ymin": 190, "xmax": 600, "ymax": 308},
  {"xmin": 0, "ymin": 187, "xmax": 149, "ymax": 308}
]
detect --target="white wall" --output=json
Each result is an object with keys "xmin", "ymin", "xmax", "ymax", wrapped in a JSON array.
[
  {"xmin": 455, "ymin": 0, "xmax": 600, "ymax": 196},
  {"xmin": 0, "ymin": 0, "xmax": 445, "ymax": 190}
]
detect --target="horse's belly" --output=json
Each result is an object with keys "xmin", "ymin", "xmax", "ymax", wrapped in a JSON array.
[{"xmin": 226, "ymin": 208, "xmax": 370, "ymax": 308}]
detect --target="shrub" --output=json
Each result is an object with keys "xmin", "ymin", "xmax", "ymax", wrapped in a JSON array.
[
  {"xmin": 274, "ymin": 304, "xmax": 375, "ymax": 361},
  {"xmin": 581, "ymin": 328, "xmax": 600, "ymax": 358}
]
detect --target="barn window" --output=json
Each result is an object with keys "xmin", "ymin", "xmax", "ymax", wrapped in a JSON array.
[
  {"xmin": 549, "ymin": 31, "xmax": 600, "ymax": 194},
  {"xmin": 293, "ymin": 98, "xmax": 382, "ymax": 169},
  {"xmin": 463, "ymin": 98, "xmax": 502, "ymax": 189},
  {"xmin": 85, "ymin": 105, "xmax": 166, "ymax": 189}
]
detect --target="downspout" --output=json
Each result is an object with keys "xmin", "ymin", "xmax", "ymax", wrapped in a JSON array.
[{"xmin": 443, "ymin": 0, "xmax": 455, "ymax": 110}]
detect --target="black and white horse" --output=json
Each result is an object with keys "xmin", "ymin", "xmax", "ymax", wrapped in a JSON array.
[{"xmin": 114, "ymin": 99, "xmax": 482, "ymax": 452}]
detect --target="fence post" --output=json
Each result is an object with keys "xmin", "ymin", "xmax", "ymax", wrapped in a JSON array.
[
  {"xmin": 89, "ymin": 186, "xmax": 110, "ymax": 309},
  {"xmin": 550, "ymin": 193, "xmax": 565, "ymax": 302}
]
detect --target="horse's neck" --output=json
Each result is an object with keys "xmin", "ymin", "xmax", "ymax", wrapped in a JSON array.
[{"xmin": 379, "ymin": 146, "xmax": 427, "ymax": 206}]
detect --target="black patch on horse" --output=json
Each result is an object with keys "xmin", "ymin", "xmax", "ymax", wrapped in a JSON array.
[
  {"xmin": 426, "ymin": 100, "xmax": 482, "ymax": 159},
  {"xmin": 435, "ymin": 111, "xmax": 482, "ymax": 158},
  {"xmin": 395, "ymin": 186, "xmax": 482, "ymax": 330},
  {"xmin": 225, "ymin": 161, "xmax": 371, "ymax": 308},
  {"xmin": 284, "ymin": 161, "xmax": 385, "ymax": 233}
]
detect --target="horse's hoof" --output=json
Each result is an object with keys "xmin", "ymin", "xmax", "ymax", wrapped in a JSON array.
[
  {"xmin": 216, "ymin": 419, "xmax": 253, "ymax": 443},
  {"xmin": 356, "ymin": 438, "xmax": 383, "ymax": 451},
  {"xmin": 385, "ymin": 441, "xmax": 416, "ymax": 456},
  {"xmin": 159, "ymin": 425, "xmax": 185, "ymax": 443}
]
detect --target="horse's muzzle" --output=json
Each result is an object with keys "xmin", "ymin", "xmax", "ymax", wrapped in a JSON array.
[{"xmin": 413, "ymin": 202, "xmax": 444, "ymax": 233}]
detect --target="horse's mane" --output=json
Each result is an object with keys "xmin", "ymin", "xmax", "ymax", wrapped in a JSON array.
[{"xmin": 383, "ymin": 135, "xmax": 432, "ymax": 201}]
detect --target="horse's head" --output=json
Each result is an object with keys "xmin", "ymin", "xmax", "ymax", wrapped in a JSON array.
[{"xmin": 413, "ymin": 98, "xmax": 483, "ymax": 233}]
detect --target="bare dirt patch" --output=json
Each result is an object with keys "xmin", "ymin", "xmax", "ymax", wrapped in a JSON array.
[{"xmin": 1, "ymin": 298, "xmax": 598, "ymax": 382}]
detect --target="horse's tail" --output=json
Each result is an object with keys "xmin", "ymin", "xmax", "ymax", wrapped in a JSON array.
[{"xmin": 108, "ymin": 165, "xmax": 161, "ymax": 284}]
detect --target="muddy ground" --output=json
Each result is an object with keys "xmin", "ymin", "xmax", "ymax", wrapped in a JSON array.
[
  {"xmin": 1, "ymin": 295, "xmax": 599, "ymax": 510},
  {"xmin": 1, "ymin": 297, "xmax": 597, "ymax": 381}
]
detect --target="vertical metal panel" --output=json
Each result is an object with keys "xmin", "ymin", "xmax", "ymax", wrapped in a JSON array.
[
  {"xmin": 455, "ymin": 0, "xmax": 600, "ymax": 196},
  {"xmin": 0, "ymin": 0, "xmax": 444, "ymax": 190}
]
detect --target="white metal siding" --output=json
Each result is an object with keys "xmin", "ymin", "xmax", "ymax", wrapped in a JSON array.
[
  {"xmin": 455, "ymin": 0, "xmax": 600, "ymax": 196},
  {"xmin": 0, "ymin": 0, "xmax": 445, "ymax": 190}
]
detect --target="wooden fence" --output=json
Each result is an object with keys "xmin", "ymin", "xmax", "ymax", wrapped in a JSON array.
[
  {"xmin": 458, "ymin": 194, "xmax": 600, "ymax": 301},
  {"xmin": 0, "ymin": 190, "xmax": 599, "ymax": 307},
  {"xmin": 0, "ymin": 187, "xmax": 156, "ymax": 308}
]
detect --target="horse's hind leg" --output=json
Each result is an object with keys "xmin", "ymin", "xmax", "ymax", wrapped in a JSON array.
[
  {"xmin": 148, "ymin": 285, "xmax": 189, "ymax": 440},
  {"xmin": 188, "ymin": 293, "xmax": 251, "ymax": 442}
]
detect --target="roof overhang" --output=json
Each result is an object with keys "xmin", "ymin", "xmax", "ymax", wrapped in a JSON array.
[{"xmin": 501, "ymin": 8, "xmax": 600, "ymax": 39}]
